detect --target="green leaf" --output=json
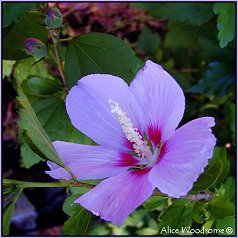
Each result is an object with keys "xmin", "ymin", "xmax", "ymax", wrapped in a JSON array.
[
  {"xmin": 214, "ymin": 3, "xmax": 235, "ymax": 48},
  {"xmin": 17, "ymin": 83, "xmax": 65, "ymax": 168},
  {"xmin": 15, "ymin": 58, "xmax": 54, "ymax": 84},
  {"xmin": 3, "ymin": 2, "xmax": 41, "ymax": 27},
  {"xmin": 3, "ymin": 60, "xmax": 16, "ymax": 78},
  {"xmin": 211, "ymin": 147, "xmax": 230, "ymax": 187},
  {"xmin": 3, "ymin": 202, "xmax": 15, "ymax": 235},
  {"xmin": 3, "ymin": 13, "xmax": 48, "ymax": 60},
  {"xmin": 208, "ymin": 196, "xmax": 235, "ymax": 219},
  {"xmin": 30, "ymin": 90, "xmax": 91, "ymax": 143},
  {"xmin": 215, "ymin": 217, "xmax": 235, "ymax": 235},
  {"xmin": 63, "ymin": 194, "xmax": 82, "ymax": 216},
  {"xmin": 18, "ymin": 75, "xmax": 93, "ymax": 169},
  {"xmin": 89, "ymin": 225, "xmax": 110, "ymax": 235},
  {"xmin": 192, "ymin": 147, "xmax": 229, "ymax": 191},
  {"xmin": 3, "ymin": 189, "xmax": 23, "ymax": 235},
  {"xmin": 192, "ymin": 201, "xmax": 209, "ymax": 224},
  {"xmin": 65, "ymin": 32, "xmax": 143, "ymax": 87},
  {"xmin": 137, "ymin": 228, "xmax": 158, "ymax": 235},
  {"xmin": 20, "ymin": 143, "xmax": 43, "ymax": 168},
  {"xmin": 21, "ymin": 76, "xmax": 61, "ymax": 96},
  {"xmin": 189, "ymin": 62, "xmax": 235, "ymax": 96},
  {"xmin": 143, "ymin": 196, "xmax": 166, "ymax": 210},
  {"xmin": 138, "ymin": 26, "xmax": 160, "ymax": 55},
  {"xmin": 131, "ymin": 3, "xmax": 162, "ymax": 18},
  {"xmin": 158, "ymin": 199, "xmax": 193, "ymax": 232},
  {"xmin": 192, "ymin": 160, "xmax": 222, "ymax": 192},
  {"xmin": 156, "ymin": 3, "xmax": 214, "ymax": 26},
  {"xmin": 164, "ymin": 22, "xmax": 199, "ymax": 48},
  {"xmin": 225, "ymin": 103, "xmax": 235, "ymax": 144},
  {"xmin": 63, "ymin": 195, "xmax": 91, "ymax": 235},
  {"xmin": 199, "ymin": 38, "xmax": 234, "ymax": 62},
  {"xmin": 222, "ymin": 177, "xmax": 235, "ymax": 202}
]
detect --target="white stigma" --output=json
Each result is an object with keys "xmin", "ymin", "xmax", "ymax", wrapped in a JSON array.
[{"xmin": 109, "ymin": 99, "xmax": 150, "ymax": 159}]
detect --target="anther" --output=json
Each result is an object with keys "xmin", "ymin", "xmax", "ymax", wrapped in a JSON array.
[{"xmin": 108, "ymin": 99, "xmax": 150, "ymax": 159}]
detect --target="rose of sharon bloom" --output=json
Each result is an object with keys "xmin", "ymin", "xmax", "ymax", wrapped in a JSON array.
[{"xmin": 46, "ymin": 60, "xmax": 216, "ymax": 225}]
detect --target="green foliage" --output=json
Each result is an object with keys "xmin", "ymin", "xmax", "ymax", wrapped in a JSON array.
[
  {"xmin": 222, "ymin": 177, "xmax": 235, "ymax": 202},
  {"xmin": 215, "ymin": 217, "xmax": 235, "ymax": 235},
  {"xmin": 3, "ymin": 2, "xmax": 41, "ymax": 27},
  {"xmin": 21, "ymin": 76, "xmax": 93, "ymax": 143},
  {"xmin": 3, "ymin": 202, "xmax": 16, "ymax": 235},
  {"xmin": 143, "ymin": 196, "xmax": 167, "ymax": 210},
  {"xmin": 15, "ymin": 58, "xmax": 52, "ymax": 84},
  {"xmin": 189, "ymin": 62, "xmax": 235, "ymax": 96},
  {"xmin": 17, "ymin": 83, "xmax": 65, "ymax": 168},
  {"xmin": 155, "ymin": 3, "xmax": 214, "ymax": 26},
  {"xmin": 165, "ymin": 22, "xmax": 200, "ymax": 48},
  {"xmin": 213, "ymin": 3, "xmax": 235, "ymax": 48},
  {"xmin": 3, "ymin": 60, "xmax": 16, "ymax": 77},
  {"xmin": 192, "ymin": 147, "xmax": 229, "ymax": 192},
  {"xmin": 208, "ymin": 196, "xmax": 235, "ymax": 219},
  {"xmin": 65, "ymin": 32, "xmax": 143, "ymax": 87},
  {"xmin": 3, "ymin": 13, "xmax": 48, "ymax": 60},
  {"xmin": 63, "ymin": 194, "xmax": 91, "ymax": 235},
  {"xmin": 158, "ymin": 199, "xmax": 193, "ymax": 233},
  {"xmin": 3, "ymin": 187, "xmax": 23, "ymax": 235},
  {"xmin": 192, "ymin": 201, "xmax": 208, "ymax": 224},
  {"xmin": 20, "ymin": 142, "xmax": 43, "ymax": 168},
  {"xmin": 224, "ymin": 103, "xmax": 235, "ymax": 144},
  {"xmin": 212, "ymin": 148, "xmax": 230, "ymax": 187},
  {"xmin": 3, "ymin": 2, "xmax": 236, "ymax": 236},
  {"xmin": 138, "ymin": 26, "xmax": 161, "ymax": 56},
  {"xmin": 15, "ymin": 58, "xmax": 93, "ymax": 168}
]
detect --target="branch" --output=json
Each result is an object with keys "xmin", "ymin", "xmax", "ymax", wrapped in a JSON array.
[
  {"xmin": 4, "ymin": 178, "xmax": 213, "ymax": 201},
  {"xmin": 58, "ymin": 37, "xmax": 74, "ymax": 43},
  {"xmin": 153, "ymin": 190, "xmax": 213, "ymax": 201},
  {"xmin": 3, "ymin": 178, "xmax": 66, "ymax": 189}
]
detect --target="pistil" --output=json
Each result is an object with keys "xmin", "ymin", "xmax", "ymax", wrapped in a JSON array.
[{"xmin": 109, "ymin": 99, "xmax": 151, "ymax": 159}]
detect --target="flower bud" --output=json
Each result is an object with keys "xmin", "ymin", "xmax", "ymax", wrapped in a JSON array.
[
  {"xmin": 44, "ymin": 8, "xmax": 63, "ymax": 29},
  {"xmin": 24, "ymin": 38, "xmax": 47, "ymax": 58}
]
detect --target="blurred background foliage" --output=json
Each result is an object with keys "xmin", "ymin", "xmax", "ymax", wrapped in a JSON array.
[{"xmin": 2, "ymin": 2, "xmax": 236, "ymax": 236}]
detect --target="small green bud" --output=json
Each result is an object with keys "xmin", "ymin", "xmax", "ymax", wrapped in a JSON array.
[
  {"xmin": 24, "ymin": 38, "xmax": 47, "ymax": 58},
  {"xmin": 44, "ymin": 8, "xmax": 63, "ymax": 29}
]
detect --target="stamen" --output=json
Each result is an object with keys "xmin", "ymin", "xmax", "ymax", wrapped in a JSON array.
[{"xmin": 109, "ymin": 99, "xmax": 150, "ymax": 159}]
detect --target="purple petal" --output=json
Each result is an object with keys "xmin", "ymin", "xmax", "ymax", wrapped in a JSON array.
[
  {"xmin": 149, "ymin": 117, "xmax": 216, "ymax": 198},
  {"xmin": 66, "ymin": 74, "xmax": 143, "ymax": 151},
  {"xmin": 130, "ymin": 60, "xmax": 185, "ymax": 145},
  {"xmin": 46, "ymin": 141, "xmax": 139, "ymax": 180},
  {"xmin": 76, "ymin": 169, "xmax": 154, "ymax": 225}
]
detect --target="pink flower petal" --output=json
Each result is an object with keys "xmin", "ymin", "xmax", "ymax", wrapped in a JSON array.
[
  {"xmin": 149, "ymin": 117, "xmax": 216, "ymax": 198},
  {"xmin": 46, "ymin": 141, "xmax": 139, "ymax": 180},
  {"xmin": 130, "ymin": 60, "xmax": 185, "ymax": 145},
  {"xmin": 76, "ymin": 169, "xmax": 154, "ymax": 225},
  {"xmin": 66, "ymin": 74, "xmax": 143, "ymax": 151}
]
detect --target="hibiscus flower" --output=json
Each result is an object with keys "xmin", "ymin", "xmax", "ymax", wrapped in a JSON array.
[{"xmin": 46, "ymin": 60, "xmax": 216, "ymax": 225}]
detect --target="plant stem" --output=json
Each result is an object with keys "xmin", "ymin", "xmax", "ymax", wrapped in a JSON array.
[
  {"xmin": 49, "ymin": 29, "xmax": 68, "ymax": 89},
  {"xmin": 64, "ymin": 166, "xmax": 77, "ymax": 181},
  {"xmin": 70, "ymin": 181, "xmax": 95, "ymax": 189},
  {"xmin": 58, "ymin": 37, "xmax": 74, "ymax": 43},
  {"xmin": 4, "ymin": 178, "xmax": 213, "ymax": 201},
  {"xmin": 3, "ymin": 178, "xmax": 66, "ymax": 188},
  {"xmin": 153, "ymin": 190, "xmax": 213, "ymax": 201}
]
